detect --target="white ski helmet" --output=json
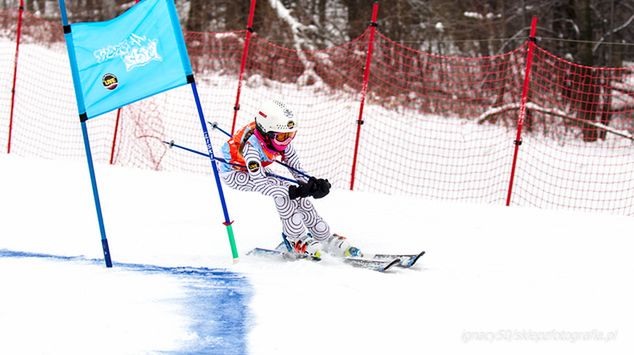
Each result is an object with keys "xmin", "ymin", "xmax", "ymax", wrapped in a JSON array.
[{"xmin": 255, "ymin": 99, "xmax": 298, "ymax": 134}]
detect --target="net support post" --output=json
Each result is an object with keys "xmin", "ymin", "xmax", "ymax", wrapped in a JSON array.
[
  {"xmin": 230, "ymin": 0, "xmax": 257, "ymax": 135},
  {"xmin": 506, "ymin": 16, "xmax": 538, "ymax": 206},
  {"xmin": 350, "ymin": 1, "xmax": 379, "ymax": 191},
  {"xmin": 7, "ymin": 0, "xmax": 25, "ymax": 154}
]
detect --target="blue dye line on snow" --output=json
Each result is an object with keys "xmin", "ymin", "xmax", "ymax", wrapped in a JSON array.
[{"xmin": 0, "ymin": 249, "xmax": 252, "ymax": 355}]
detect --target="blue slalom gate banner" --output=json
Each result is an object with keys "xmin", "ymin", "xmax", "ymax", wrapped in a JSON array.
[
  {"xmin": 64, "ymin": 0, "xmax": 192, "ymax": 119},
  {"xmin": 59, "ymin": 0, "xmax": 239, "ymax": 268}
]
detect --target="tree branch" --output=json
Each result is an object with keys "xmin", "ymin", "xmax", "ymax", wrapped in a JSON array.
[
  {"xmin": 593, "ymin": 13, "xmax": 634, "ymax": 53},
  {"xmin": 478, "ymin": 102, "xmax": 634, "ymax": 141}
]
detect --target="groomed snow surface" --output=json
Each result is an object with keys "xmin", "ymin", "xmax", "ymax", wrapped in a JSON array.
[{"xmin": 1, "ymin": 154, "xmax": 632, "ymax": 354}]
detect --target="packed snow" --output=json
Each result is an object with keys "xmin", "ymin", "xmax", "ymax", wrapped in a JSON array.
[{"xmin": 1, "ymin": 153, "xmax": 633, "ymax": 354}]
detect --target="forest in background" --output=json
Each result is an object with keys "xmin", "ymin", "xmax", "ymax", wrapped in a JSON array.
[
  {"xmin": 1, "ymin": 0, "xmax": 633, "ymax": 144},
  {"xmin": 1, "ymin": 0, "xmax": 632, "ymax": 67}
]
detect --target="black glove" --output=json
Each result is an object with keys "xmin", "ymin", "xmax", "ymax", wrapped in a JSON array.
[
  {"xmin": 288, "ymin": 177, "xmax": 317, "ymax": 199},
  {"xmin": 311, "ymin": 178, "xmax": 331, "ymax": 199}
]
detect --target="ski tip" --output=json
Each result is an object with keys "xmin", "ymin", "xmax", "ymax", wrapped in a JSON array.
[
  {"xmin": 414, "ymin": 251, "xmax": 426, "ymax": 261},
  {"xmin": 381, "ymin": 258, "xmax": 402, "ymax": 272},
  {"xmin": 406, "ymin": 251, "xmax": 425, "ymax": 268}
]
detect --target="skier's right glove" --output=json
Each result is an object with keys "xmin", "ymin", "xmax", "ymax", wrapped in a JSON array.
[{"xmin": 288, "ymin": 177, "xmax": 317, "ymax": 199}]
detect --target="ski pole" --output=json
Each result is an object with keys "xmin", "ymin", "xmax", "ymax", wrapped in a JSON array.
[
  {"xmin": 163, "ymin": 140, "xmax": 300, "ymax": 184},
  {"xmin": 208, "ymin": 121, "xmax": 232, "ymax": 138},
  {"xmin": 207, "ymin": 121, "xmax": 313, "ymax": 180}
]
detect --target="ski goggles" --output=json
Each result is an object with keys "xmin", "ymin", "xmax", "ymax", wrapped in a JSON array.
[{"xmin": 272, "ymin": 131, "xmax": 296, "ymax": 144}]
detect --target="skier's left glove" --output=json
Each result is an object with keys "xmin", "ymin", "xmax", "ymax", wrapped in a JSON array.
[
  {"xmin": 310, "ymin": 178, "xmax": 331, "ymax": 199},
  {"xmin": 289, "ymin": 177, "xmax": 316, "ymax": 199}
]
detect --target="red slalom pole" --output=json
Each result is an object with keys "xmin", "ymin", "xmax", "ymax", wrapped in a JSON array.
[
  {"xmin": 230, "ymin": 0, "xmax": 257, "ymax": 135},
  {"xmin": 506, "ymin": 16, "xmax": 538, "ymax": 206},
  {"xmin": 109, "ymin": 108, "xmax": 122, "ymax": 164},
  {"xmin": 7, "ymin": 0, "xmax": 24, "ymax": 154},
  {"xmin": 349, "ymin": 1, "xmax": 379, "ymax": 191}
]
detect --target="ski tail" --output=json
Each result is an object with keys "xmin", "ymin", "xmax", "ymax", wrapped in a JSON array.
[
  {"xmin": 247, "ymin": 247, "xmax": 321, "ymax": 261},
  {"xmin": 343, "ymin": 257, "xmax": 401, "ymax": 272}
]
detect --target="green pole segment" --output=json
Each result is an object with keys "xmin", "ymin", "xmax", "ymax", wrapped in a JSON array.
[{"xmin": 225, "ymin": 223, "xmax": 239, "ymax": 261}]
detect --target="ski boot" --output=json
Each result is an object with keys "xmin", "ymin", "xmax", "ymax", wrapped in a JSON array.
[
  {"xmin": 282, "ymin": 233, "xmax": 323, "ymax": 259},
  {"xmin": 324, "ymin": 233, "xmax": 363, "ymax": 258}
]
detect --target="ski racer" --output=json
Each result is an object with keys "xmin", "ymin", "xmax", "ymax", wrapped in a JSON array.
[{"xmin": 220, "ymin": 99, "xmax": 361, "ymax": 259}]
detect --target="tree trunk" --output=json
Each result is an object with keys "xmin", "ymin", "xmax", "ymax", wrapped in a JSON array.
[
  {"xmin": 187, "ymin": 0, "xmax": 212, "ymax": 31},
  {"xmin": 342, "ymin": 0, "xmax": 370, "ymax": 40},
  {"xmin": 577, "ymin": 0, "xmax": 600, "ymax": 142},
  {"xmin": 318, "ymin": 0, "xmax": 326, "ymax": 27}
]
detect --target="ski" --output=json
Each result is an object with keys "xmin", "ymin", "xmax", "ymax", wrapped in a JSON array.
[
  {"xmin": 246, "ymin": 247, "xmax": 400, "ymax": 272},
  {"xmin": 342, "ymin": 256, "xmax": 401, "ymax": 272},
  {"xmin": 371, "ymin": 251, "xmax": 426, "ymax": 268}
]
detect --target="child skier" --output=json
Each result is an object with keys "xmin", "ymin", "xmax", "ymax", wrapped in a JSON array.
[{"xmin": 220, "ymin": 99, "xmax": 361, "ymax": 259}]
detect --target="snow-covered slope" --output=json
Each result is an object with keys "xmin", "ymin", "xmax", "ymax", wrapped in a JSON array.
[{"xmin": 1, "ymin": 154, "xmax": 632, "ymax": 354}]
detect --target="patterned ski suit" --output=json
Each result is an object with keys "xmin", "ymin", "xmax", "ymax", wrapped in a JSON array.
[{"xmin": 220, "ymin": 122, "xmax": 331, "ymax": 241}]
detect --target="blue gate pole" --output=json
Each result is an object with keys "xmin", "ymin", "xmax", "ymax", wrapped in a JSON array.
[
  {"xmin": 58, "ymin": 0, "xmax": 112, "ymax": 267},
  {"xmin": 80, "ymin": 121, "xmax": 113, "ymax": 267},
  {"xmin": 189, "ymin": 77, "xmax": 239, "ymax": 262}
]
